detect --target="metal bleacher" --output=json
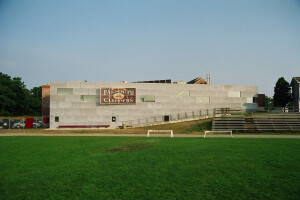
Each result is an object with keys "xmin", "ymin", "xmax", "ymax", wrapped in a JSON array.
[
  {"xmin": 212, "ymin": 108, "xmax": 247, "ymax": 132},
  {"xmin": 212, "ymin": 108, "xmax": 300, "ymax": 133},
  {"xmin": 252, "ymin": 113, "xmax": 300, "ymax": 133}
]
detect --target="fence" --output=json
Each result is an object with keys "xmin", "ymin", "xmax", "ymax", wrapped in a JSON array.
[
  {"xmin": 122, "ymin": 109, "xmax": 214, "ymax": 127},
  {"xmin": 213, "ymin": 106, "xmax": 300, "ymax": 116},
  {"xmin": 0, "ymin": 117, "xmax": 49, "ymax": 130},
  {"xmin": 256, "ymin": 107, "xmax": 300, "ymax": 113}
]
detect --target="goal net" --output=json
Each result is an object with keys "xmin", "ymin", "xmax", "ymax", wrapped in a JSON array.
[{"xmin": 147, "ymin": 130, "xmax": 174, "ymax": 138}]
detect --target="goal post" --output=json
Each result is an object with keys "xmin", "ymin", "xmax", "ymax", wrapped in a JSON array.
[
  {"xmin": 204, "ymin": 130, "xmax": 233, "ymax": 138},
  {"xmin": 147, "ymin": 130, "xmax": 174, "ymax": 138}
]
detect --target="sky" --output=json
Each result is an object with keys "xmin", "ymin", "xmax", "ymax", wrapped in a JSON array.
[{"xmin": 0, "ymin": 0, "xmax": 299, "ymax": 96}]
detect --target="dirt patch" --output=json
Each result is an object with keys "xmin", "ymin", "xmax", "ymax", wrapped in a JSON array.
[{"xmin": 108, "ymin": 143, "xmax": 153, "ymax": 152}]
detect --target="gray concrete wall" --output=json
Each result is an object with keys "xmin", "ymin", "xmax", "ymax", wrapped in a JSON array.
[{"xmin": 50, "ymin": 81, "xmax": 258, "ymax": 128}]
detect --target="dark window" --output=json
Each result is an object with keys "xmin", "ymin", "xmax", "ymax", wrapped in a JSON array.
[
  {"xmin": 55, "ymin": 116, "xmax": 59, "ymax": 122},
  {"xmin": 112, "ymin": 116, "xmax": 116, "ymax": 122},
  {"xmin": 164, "ymin": 115, "xmax": 170, "ymax": 122},
  {"xmin": 253, "ymin": 97, "xmax": 258, "ymax": 103}
]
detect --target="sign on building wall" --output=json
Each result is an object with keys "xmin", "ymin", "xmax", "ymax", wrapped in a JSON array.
[{"xmin": 100, "ymin": 88, "xmax": 136, "ymax": 104}]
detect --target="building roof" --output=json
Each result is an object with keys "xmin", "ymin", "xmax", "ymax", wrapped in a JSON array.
[
  {"xmin": 293, "ymin": 77, "xmax": 300, "ymax": 83},
  {"xmin": 291, "ymin": 77, "xmax": 300, "ymax": 85},
  {"xmin": 133, "ymin": 79, "xmax": 172, "ymax": 84},
  {"xmin": 187, "ymin": 77, "xmax": 207, "ymax": 84},
  {"xmin": 42, "ymin": 85, "xmax": 50, "ymax": 88}
]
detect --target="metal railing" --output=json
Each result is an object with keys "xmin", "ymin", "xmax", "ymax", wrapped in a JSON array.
[
  {"xmin": 122, "ymin": 109, "xmax": 214, "ymax": 127},
  {"xmin": 214, "ymin": 107, "xmax": 300, "ymax": 116},
  {"xmin": 256, "ymin": 107, "xmax": 300, "ymax": 113}
]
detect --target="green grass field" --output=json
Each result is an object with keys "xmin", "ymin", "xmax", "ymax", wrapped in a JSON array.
[{"xmin": 1, "ymin": 137, "xmax": 300, "ymax": 200}]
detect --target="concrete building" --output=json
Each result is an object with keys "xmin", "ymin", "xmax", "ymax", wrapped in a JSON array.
[
  {"xmin": 48, "ymin": 78, "xmax": 258, "ymax": 129},
  {"xmin": 291, "ymin": 77, "xmax": 300, "ymax": 111}
]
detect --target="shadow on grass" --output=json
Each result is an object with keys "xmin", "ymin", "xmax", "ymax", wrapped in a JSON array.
[{"xmin": 184, "ymin": 121, "xmax": 212, "ymax": 133}]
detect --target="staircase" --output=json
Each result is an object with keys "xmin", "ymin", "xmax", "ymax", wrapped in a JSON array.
[{"xmin": 245, "ymin": 117, "xmax": 257, "ymax": 133}]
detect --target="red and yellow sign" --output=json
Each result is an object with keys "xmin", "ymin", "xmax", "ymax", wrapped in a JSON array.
[{"xmin": 100, "ymin": 88, "xmax": 136, "ymax": 104}]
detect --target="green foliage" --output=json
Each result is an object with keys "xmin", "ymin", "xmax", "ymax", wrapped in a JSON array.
[
  {"xmin": 0, "ymin": 72, "xmax": 41, "ymax": 116},
  {"xmin": 25, "ymin": 86, "xmax": 42, "ymax": 116},
  {"xmin": 0, "ymin": 137, "xmax": 300, "ymax": 199},
  {"xmin": 273, "ymin": 77, "xmax": 292, "ymax": 107},
  {"xmin": 265, "ymin": 95, "xmax": 274, "ymax": 108}
]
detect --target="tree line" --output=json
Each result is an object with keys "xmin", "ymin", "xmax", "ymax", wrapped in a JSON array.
[{"xmin": 0, "ymin": 72, "xmax": 41, "ymax": 116}]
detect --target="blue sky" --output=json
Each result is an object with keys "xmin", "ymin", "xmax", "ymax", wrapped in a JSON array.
[{"xmin": 0, "ymin": 0, "xmax": 299, "ymax": 96}]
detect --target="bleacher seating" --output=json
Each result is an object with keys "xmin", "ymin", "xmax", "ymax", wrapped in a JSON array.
[
  {"xmin": 213, "ymin": 116, "xmax": 247, "ymax": 132},
  {"xmin": 252, "ymin": 114, "xmax": 300, "ymax": 132},
  {"xmin": 212, "ymin": 108, "xmax": 247, "ymax": 132},
  {"xmin": 212, "ymin": 108, "xmax": 300, "ymax": 133}
]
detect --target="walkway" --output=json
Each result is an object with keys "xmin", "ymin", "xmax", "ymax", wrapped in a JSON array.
[{"xmin": 1, "ymin": 133, "xmax": 300, "ymax": 138}]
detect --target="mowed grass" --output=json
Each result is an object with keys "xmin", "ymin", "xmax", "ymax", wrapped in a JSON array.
[{"xmin": 0, "ymin": 137, "xmax": 300, "ymax": 200}]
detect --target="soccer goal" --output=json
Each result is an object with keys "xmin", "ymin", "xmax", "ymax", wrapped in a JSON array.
[
  {"xmin": 204, "ymin": 130, "xmax": 233, "ymax": 138},
  {"xmin": 147, "ymin": 130, "xmax": 174, "ymax": 138}
]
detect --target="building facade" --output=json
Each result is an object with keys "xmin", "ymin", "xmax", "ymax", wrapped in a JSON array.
[
  {"xmin": 49, "ymin": 80, "xmax": 258, "ymax": 129},
  {"xmin": 291, "ymin": 77, "xmax": 300, "ymax": 111}
]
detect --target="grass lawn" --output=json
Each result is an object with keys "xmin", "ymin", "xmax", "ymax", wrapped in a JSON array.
[{"xmin": 0, "ymin": 137, "xmax": 300, "ymax": 200}]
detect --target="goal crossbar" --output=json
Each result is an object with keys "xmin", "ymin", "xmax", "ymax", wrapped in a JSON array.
[
  {"xmin": 204, "ymin": 130, "xmax": 233, "ymax": 138},
  {"xmin": 147, "ymin": 130, "xmax": 174, "ymax": 138}
]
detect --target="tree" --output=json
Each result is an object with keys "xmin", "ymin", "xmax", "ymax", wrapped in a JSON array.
[
  {"xmin": 0, "ymin": 72, "xmax": 41, "ymax": 116},
  {"xmin": 26, "ymin": 86, "xmax": 42, "ymax": 116},
  {"xmin": 273, "ymin": 77, "xmax": 292, "ymax": 107},
  {"xmin": 10, "ymin": 77, "xmax": 27, "ymax": 115},
  {"xmin": 0, "ymin": 73, "xmax": 18, "ymax": 115},
  {"xmin": 265, "ymin": 96, "xmax": 274, "ymax": 108}
]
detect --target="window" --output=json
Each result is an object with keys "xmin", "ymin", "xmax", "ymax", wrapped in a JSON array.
[
  {"xmin": 141, "ymin": 95, "xmax": 155, "ymax": 102},
  {"xmin": 57, "ymin": 88, "xmax": 73, "ymax": 95},
  {"xmin": 253, "ymin": 97, "xmax": 258, "ymax": 103},
  {"xmin": 112, "ymin": 116, "xmax": 116, "ymax": 122},
  {"xmin": 164, "ymin": 115, "xmax": 170, "ymax": 122},
  {"xmin": 228, "ymin": 91, "xmax": 240, "ymax": 97},
  {"xmin": 196, "ymin": 97, "xmax": 210, "ymax": 103},
  {"xmin": 176, "ymin": 90, "xmax": 190, "ymax": 97},
  {"xmin": 55, "ymin": 116, "xmax": 59, "ymax": 122},
  {"xmin": 80, "ymin": 95, "xmax": 96, "ymax": 102}
]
